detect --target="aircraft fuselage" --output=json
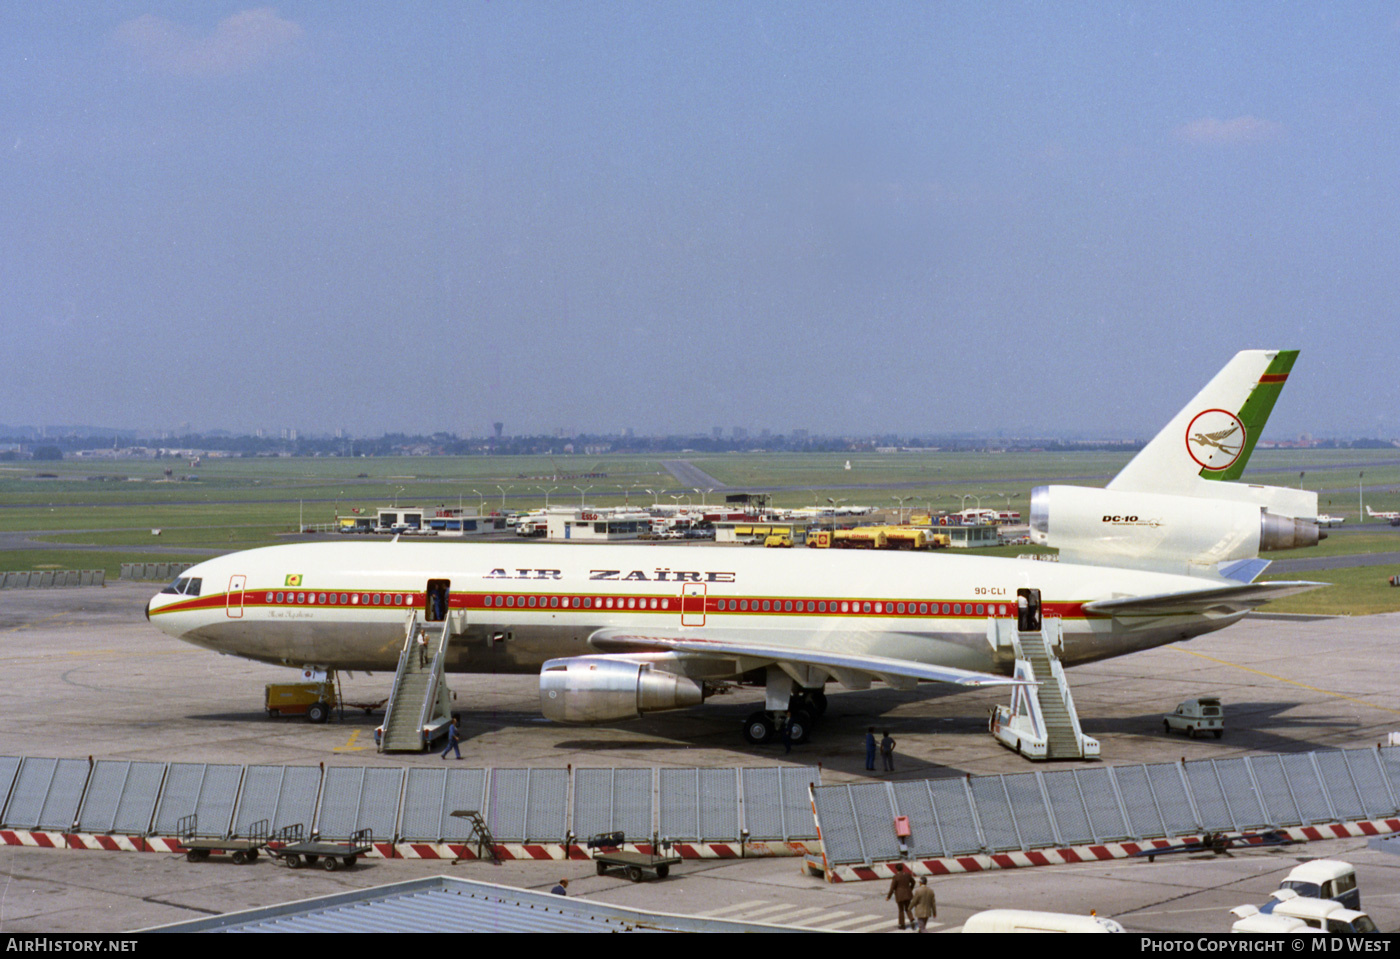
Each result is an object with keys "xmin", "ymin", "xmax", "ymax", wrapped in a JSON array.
[{"xmin": 147, "ymin": 541, "xmax": 1242, "ymax": 676}]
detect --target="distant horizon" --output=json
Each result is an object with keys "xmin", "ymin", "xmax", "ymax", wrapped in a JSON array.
[{"xmin": 1, "ymin": 422, "xmax": 1393, "ymax": 447}]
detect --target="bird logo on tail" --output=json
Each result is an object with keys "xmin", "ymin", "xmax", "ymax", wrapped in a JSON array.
[{"xmin": 1185, "ymin": 410, "xmax": 1247, "ymax": 471}]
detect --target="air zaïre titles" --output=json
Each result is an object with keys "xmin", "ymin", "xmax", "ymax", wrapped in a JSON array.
[{"xmin": 482, "ymin": 568, "xmax": 736, "ymax": 583}]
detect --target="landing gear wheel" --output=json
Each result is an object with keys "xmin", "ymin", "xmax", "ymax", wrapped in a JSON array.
[
  {"xmin": 786, "ymin": 710, "xmax": 814, "ymax": 745},
  {"xmin": 323, "ymin": 855, "xmax": 340, "ymax": 871},
  {"xmin": 596, "ymin": 860, "xmax": 608, "ymax": 876},
  {"xmin": 742, "ymin": 711, "xmax": 776, "ymax": 745},
  {"xmin": 656, "ymin": 864, "xmax": 669, "ymax": 879},
  {"xmin": 625, "ymin": 866, "xmax": 643, "ymax": 883},
  {"xmin": 231, "ymin": 850, "xmax": 249, "ymax": 865},
  {"xmin": 307, "ymin": 702, "xmax": 330, "ymax": 724},
  {"xmin": 286, "ymin": 855, "xmax": 302, "ymax": 869}
]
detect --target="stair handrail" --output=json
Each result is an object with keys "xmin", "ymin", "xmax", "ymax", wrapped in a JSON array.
[
  {"xmin": 1041, "ymin": 621, "xmax": 1091, "ymax": 748},
  {"xmin": 377, "ymin": 610, "xmax": 421, "ymax": 751},
  {"xmin": 415, "ymin": 615, "xmax": 453, "ymax": 738}
]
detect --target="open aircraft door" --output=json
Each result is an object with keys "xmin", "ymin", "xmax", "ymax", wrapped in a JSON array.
[
  {"xmin": 226, "ymin": 574, "xmax": 246, "ymax": 618},
  {"xmin": 680, "ymin": 583, "xmax": 706, "ymax": 627}
]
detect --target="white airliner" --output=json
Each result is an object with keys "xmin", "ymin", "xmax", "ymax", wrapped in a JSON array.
[
  {"xmin": 1365, "ymin": 506, "xmax": 1400, "ymax": 525},
  {"xmin": 148, "ymin": 350, "xmax": 1324, "ymax": 742}
]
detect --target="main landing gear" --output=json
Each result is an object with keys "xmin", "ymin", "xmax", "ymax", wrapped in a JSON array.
[{"xmin": 742, "ymin": 688, "xmax": 828, "ymax": 745}]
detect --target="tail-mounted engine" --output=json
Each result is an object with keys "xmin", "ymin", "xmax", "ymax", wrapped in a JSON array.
[
  {"xmin": 539, "ymin": 656, "xmax": 704, "ymax": 724},
  {"xmin": 1030, "ymin": 485, "xmax": 1321, "ymax": 574}
]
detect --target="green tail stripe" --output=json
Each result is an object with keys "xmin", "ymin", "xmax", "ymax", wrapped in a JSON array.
[{"xmin": 1200, "ymin": 350, "xmax": 1298, "ymax": 481}]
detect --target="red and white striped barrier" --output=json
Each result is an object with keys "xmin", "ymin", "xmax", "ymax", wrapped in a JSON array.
[
  {"xmin": 0, "ymin": 830, "xmax": 817, "ymax": 861},
  {"xmin": 817, "ymin": 817, "xmax": 1400, "ymax": 883}
]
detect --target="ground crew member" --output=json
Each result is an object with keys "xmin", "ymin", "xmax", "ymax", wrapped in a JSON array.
[
  {"xmin": 865, "ymin": 727, "xmax": 877, "ymax": 771},
  {"xmin": 911, "ymin": 876, "xmax": 937, "ymax": 932},
  {"xmin": 880, "ymin": 729, "xmax": 896, "ymax": 772},
  {"xmin": 886, "ymin": 862, "xmax": 915, "ymax": 929},
  {"xmin": 440, "ymin": 716, "xmax": 461, "ymax": 760}
]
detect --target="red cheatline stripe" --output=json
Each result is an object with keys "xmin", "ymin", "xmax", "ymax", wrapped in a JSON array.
[
  {"xmin": 1259, "ymin": 373, "xmax": 1289, "ymax": 383},
  {"xmin": 169, "ymin": 590, "xmax": 1093, "ymax": 622}
]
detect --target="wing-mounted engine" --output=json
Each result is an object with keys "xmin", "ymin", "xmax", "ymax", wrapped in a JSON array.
[
  {"xmin": 539, "ymin": 655, "xmax": 704, "ymax": 724},
  {"xmin": 1030, "ymin": 484, "xmax": 1321, "ymax": 575}
]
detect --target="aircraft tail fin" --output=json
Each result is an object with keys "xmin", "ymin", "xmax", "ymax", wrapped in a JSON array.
[{"xmin": 1108, "ymin": 350, "xmax": 1297, "ymax": 494}]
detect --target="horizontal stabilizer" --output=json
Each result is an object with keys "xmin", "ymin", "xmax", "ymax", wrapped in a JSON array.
[
  {"xmin": 1216, "ymin": 558, "xmax": 1272, "ymax": 584},
  {"xmin": 1084, "ymin": 580, "xmax": 1324, "ymax": 617},
  {"xmin": 588, "ymin": 627, "xmax": 1027, "ymax": 688}
]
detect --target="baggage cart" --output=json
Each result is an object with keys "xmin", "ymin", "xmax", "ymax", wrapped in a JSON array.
[
  {"xmin": 177, "ymin": 815, "xmax": 268, "ymax": 865},
  {"xmin": 268, "ymin": 824, "xmax": 374, "ymax": 872}
]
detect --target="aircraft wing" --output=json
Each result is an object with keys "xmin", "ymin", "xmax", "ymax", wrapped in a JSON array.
[
  {"xmin": 586, "ymin": 627, "xmax": 1028, "ymax": 690},
  {"xmin": 1083, "ymin": 580, "xmax": 1326, "ymax": 617}
]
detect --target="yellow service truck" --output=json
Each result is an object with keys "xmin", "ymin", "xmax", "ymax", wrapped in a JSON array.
[{"xmin": 266, "ymin": 682, "xmax": 337, "ymax": 723}]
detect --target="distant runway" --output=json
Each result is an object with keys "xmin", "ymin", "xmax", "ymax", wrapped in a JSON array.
[{"xmin": 661, "ymin": 459, "xmax": 729, "ymax": 490}]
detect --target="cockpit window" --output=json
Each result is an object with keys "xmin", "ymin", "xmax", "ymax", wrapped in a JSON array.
[{"xmin": 159, "ymin": 577, "xmax": 202, "ymax": 596}]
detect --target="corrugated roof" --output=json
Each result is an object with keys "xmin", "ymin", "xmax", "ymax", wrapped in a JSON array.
[{"xmin": 145, "ymin": 876, "xmax": 813, "ymax": 934}]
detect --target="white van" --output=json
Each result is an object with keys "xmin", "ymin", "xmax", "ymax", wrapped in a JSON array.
[
  {"xmin": 1277, "ymin": 860, "xmax": 1360, "ymax": 910},
  {"xmin": 1239, "ymin": 892, "xmax": 1378, "ymax": 935},
  {"xmin": 1230, "ymin": 909, "xmax": 1322, "ymax": 934},
  {"xmin": 962, "ymin": 909, "xmax": 1125, "ymax": 933}
]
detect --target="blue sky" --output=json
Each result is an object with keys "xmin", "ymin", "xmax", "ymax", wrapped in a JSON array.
[{"xmin": 4, "ymin": 3, "xmax": 1398, "ymax": 438}]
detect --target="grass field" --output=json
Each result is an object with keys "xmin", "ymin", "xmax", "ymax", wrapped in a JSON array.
[
  {"xmin": 3, "ymin": 449, "xmax": 1398, "ymax": 614},
  {"xmin": 1261, "ymin": 565, "xmax": 1400, "ymax": 616}
]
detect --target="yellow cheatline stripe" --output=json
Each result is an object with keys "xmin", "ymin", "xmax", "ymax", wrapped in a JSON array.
[{"xmin": 1171, "ymin": 646, "xmax": 1400, "ymax": 716}]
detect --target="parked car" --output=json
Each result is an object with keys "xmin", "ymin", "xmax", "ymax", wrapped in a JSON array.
[
  {"xmin": 1164, "ymin": 697, "xmax": 1224, "ymax": 738},
  {"xmin": 1250, "ymin": 892, "xmax": 1378, "ymax": 934},
  {"xmin": 1277, "ymin": 860, "xmax": 1360, "ymax": 911}
]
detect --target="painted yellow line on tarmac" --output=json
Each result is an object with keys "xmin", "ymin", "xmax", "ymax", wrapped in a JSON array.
[
  {"xmin": 1, "ymin": 612, "xmax": 67, "ymax": 633},
  {"xmin": 1172, "ymin": 646, "xmax": 1400, "ymax": 716},
  {"xmin": 334, "ymin": 730, "xmax": 368, "ymax": 752}
]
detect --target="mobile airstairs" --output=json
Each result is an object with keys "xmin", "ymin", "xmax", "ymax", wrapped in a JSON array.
[
  {"xmin": 377, "ymin": 610, "xmax": 458, "ymax": 753},
  {"xmin": 988, "ymin": 589, "xmax": 1099, "ymax": 761}
]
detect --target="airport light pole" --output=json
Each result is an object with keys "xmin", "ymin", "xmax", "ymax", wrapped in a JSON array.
[
  {"xmin": 470, "ymin": 489, "xmax": 484, "ymax": 515},
  {"xmin": 827, "ymin": 496, "xmax": 846, "ymax": 530},
  {"xmin": 890, "ymin": 495, "xmax": 914, "ymax": 525},
  {"xmin": 645, "ymin": 489, "xmax": 658, "ymax": 510},
  {"xmin": 496, "ymin": 485, "xmax": 511, "ymax": 510},
  {"xmin": 537, "ymin": 486, "xmax": 557, "ymax": 508},
  {"xmin": 574, "ymin": 485, "xmax": 592, "ymax": 508},
  {"xmin": 1359, "ymin": 472, "xmax": 1364, "ymax": 521}
]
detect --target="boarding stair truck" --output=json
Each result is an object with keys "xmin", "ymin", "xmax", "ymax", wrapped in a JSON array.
[
  {"xmin": 378, "ymin": 587, "xmax": 458, "ymax": 752},
  {"xmin": 988, "ymin": 588, "xmax": 1100, "ymax": 761}
]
